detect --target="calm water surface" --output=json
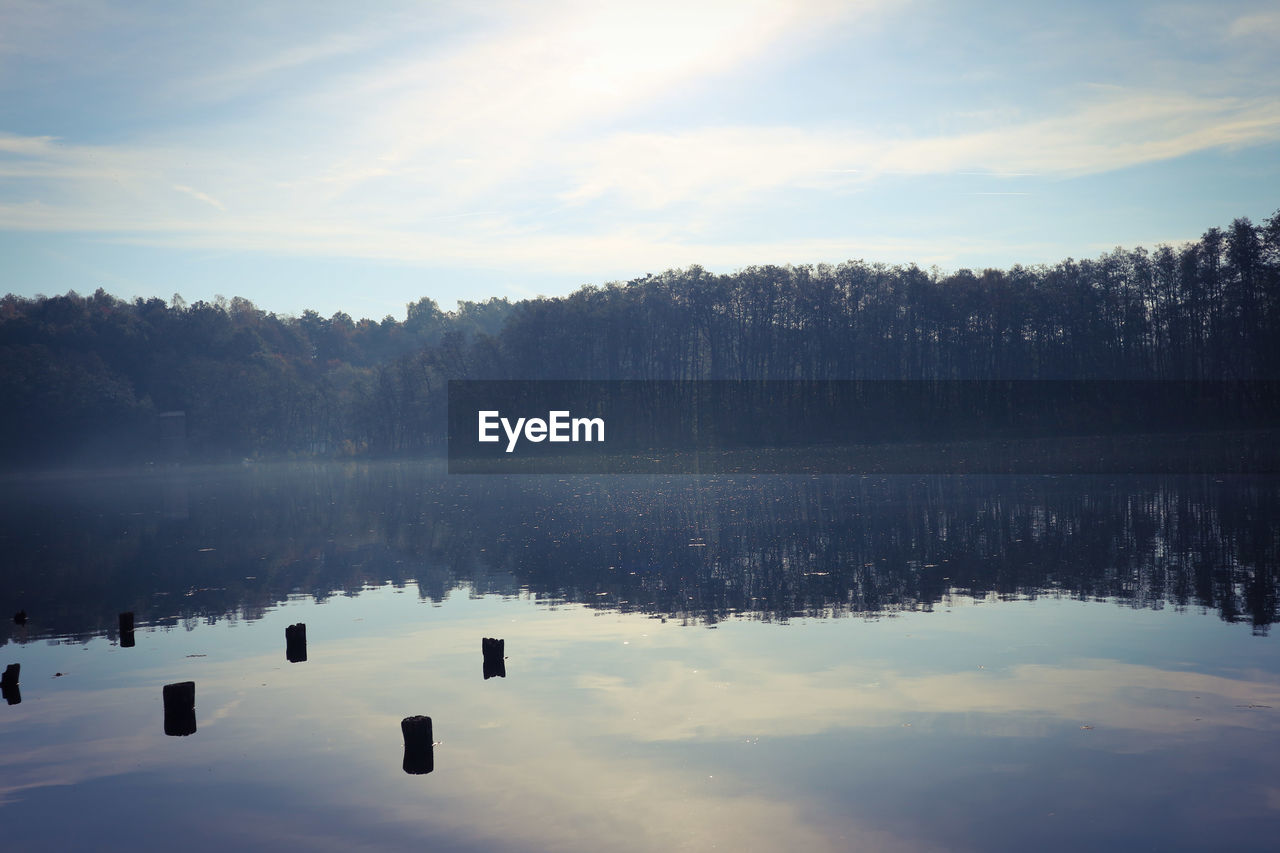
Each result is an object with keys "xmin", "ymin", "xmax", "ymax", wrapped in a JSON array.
[{"xmin": 1, "ymin": 465, "xmax": 1278, "ymax": 851}]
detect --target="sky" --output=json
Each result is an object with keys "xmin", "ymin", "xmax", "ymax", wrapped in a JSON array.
[{"xmin": 1, "ymin": 0, "xmax": 1278, "ymax": 321}]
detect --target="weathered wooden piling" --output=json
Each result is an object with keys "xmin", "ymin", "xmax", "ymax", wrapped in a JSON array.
[
  {"xmin": 401, "ymin": 715, "xmax": 434, "ymax": 775},
  {"xmin": 285, "ymin": 622, "xmax": 307, "ymax": 663},
  {"xmin": 2, "ymin": 667, "xmax": 18, "ymax": 703},
  {"xmin": 119, "ymin": 612, "xmax": 135, "ymax": 648},
  {"xmin": 12, "ymin": 610, "xmax": 26, "ymax": 626},
  {"xmin": 482, "ymin": 637, "xmax": 506, "ymax": 679},
  {"xmin": 163, "ymin": 681, "xmax": 197, "ymax": 736}
]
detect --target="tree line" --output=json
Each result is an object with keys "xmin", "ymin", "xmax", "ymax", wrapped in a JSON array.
[{"xmin": 2, "ymin": 212, "xmax": 1278, "ymax": 465}]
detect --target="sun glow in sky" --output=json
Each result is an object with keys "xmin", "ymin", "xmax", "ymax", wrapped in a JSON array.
[{"xmin": 1, "ymin": 0, "xmax": 1278, "ymax": 318}]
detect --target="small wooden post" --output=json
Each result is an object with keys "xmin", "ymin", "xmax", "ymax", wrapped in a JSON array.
[
  {"xmin": 482, "ymin": 637, "xmax": 505, "ymax": 679},
  {"xmin": 285, "ymin": 622, "xmax": 307, "ymax": 663},
  {"xmin": 1, "ymin": 665, "xmax": 17, "ymax": 705},
  {"xmin": 401, "ymin": 715, "xmax": 434, "ymax": 775},
  {"xmin": 12, "ymin": 610, "xmax": 26, "ymax": 626},
  {"xmin": 2, "ymin": 663, "xmax": 19, "ymax": 701},
  {"xmin": 163, "ymin": 681, "xmax": 197, "ymax": 736},
  {"xmin": 119, "ymin": 612, "xmax": 135, "ymax": 648}
]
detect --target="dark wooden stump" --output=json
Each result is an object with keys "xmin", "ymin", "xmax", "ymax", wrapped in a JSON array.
[
  {"xmin": 482, "ymin": 637, "xmax": 506, "ymax": 679},
  {"xmin": 163, "ymin": 681, "xmax": 197, "ymax": 736},
  {"xmin": 12, "ymin": 610, "xmax": 26, "ymax": 626},
  {"xmin": 401, "ymin": 715, "xmax": 434, "ymax": 775},
  {"xmin": 1, "ymin": 663, "xmax": 18, "ymax": 702},
  {"xmin": 119, "ymin": 612, "xmax": 135, "ymax": 648},
  {"xmin": 285, "ymin": 622, "xmax": 307, "ymax": 663}
]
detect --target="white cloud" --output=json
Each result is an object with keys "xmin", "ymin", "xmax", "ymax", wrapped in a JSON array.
[
  {"xmin": 1226, "ymin": 10, "xmax": 1280, "ymax": 40},
  {"xmin": 2, "ymin": 83, "xmax": 1273, "ymax": 279},
  {"xmin": 559, "ymin": 91, "xmax": 1280, "ymax": 211},
  {"xmin": 0, "ymin": 0, "xmax": 1277, "ymax": 290},
  {"xmin": 172, "ymin": 184, "xmax": 226, "ymax": 211}
]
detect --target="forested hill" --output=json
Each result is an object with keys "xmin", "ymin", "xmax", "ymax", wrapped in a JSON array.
[{"xmin": 3, "ymin": 213, "xmax": 1279, "ymax": 467}]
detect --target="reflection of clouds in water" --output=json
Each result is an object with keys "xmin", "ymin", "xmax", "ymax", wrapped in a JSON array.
[
  {"xmin": 1, "ymin": 591, "xmax": 1277, "ymax": 850},
  {"xmin": 371, "ymin": 737, "xmax": 928, "ymax": 853},
  {"xmin": 204, "ymin": 693, "xmax": 245, "ymax": 724},
  {"xmin": 0, "ymin": 682, "xmax": 249, "ymax": 805},
  {"xmin": 574, "ymin": 657, "xmax": 1280, "ymax": 743},
  {"xmin": 236, "ymin": 621, "xmax": 924, "ymax": 850},
  {"xmin": 0, "ymin": 600, "xmax": 931, "ymax": 851},
  {"xmin": 0, "ymin": 733, "xmax": 154, "ymax": 806}
]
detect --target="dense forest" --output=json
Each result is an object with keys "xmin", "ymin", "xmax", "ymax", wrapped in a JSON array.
[{"xmin": 2, "ymin": 212, "xmax": 1278, "ymax": 466}]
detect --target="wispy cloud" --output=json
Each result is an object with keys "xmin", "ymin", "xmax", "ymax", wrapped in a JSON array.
[
  {"xmin": 0, "ymin": 0, "xmax": 1277, "ymax": 305},
  {"xmin": 561, "ymin": 91, "xmax": 1280, "ymax": 210},
  {"xmin": 1226, "ymin": 10, "xmax": 1280, "ymax": 40},
  {"xmin": 1, "ymin": 84, "xmax": 1272, "ymax": 278},
  {"xmin": 172, "ymin": 184, "xmax": 226, "ymax": 211}
]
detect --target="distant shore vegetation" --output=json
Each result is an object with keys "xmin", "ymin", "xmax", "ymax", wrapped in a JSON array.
[{"xmin": 2, "ymin": 212, "xmax": 1278, "ymax": 467}]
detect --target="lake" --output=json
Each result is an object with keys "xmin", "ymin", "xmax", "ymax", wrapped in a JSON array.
[{"xmin": 2, "ymin": 464, "xmax": 1278, "ymax": 851}]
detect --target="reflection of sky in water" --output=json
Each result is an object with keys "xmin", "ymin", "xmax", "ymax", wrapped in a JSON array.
[{"xmin": 2, "ymin": 586, "xmax": 1277, "ymax": 852}]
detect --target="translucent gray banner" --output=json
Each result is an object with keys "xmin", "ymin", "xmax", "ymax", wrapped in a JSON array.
[{"xmin": 447, "ymin": 380, "xmax": 1280, "ymax": 474}]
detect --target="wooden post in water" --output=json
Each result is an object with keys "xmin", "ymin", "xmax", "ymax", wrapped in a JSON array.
[
  {"xmin": 482, "ymin": 637, "xmax": 506, "ymax": 679},
  {"xmin": 119, "ymin": 612, "xmax": 135, "ymax": 648},
  {"xmin": 163, "ymin": 681, "xmax": 197, "ymax": 736},
  {"xmin": 401, "ymin": 715, "xmax": 434, "ymax": 775},
  {"xmin": 285, "ymin": 622, "xmax": 307, "ymax": 663},
  {"xmin": 1, "ymin": 663, "xmax": 18, "ymax": 706}
]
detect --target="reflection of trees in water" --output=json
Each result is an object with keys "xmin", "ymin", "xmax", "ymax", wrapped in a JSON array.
[
  {"xmin": 470, "ymin": 474, "xmax": 1280, "ymax": 633},
  {"xmin": 1, "ymin": 466, "xmax": 1277, "ymax": 644}
]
